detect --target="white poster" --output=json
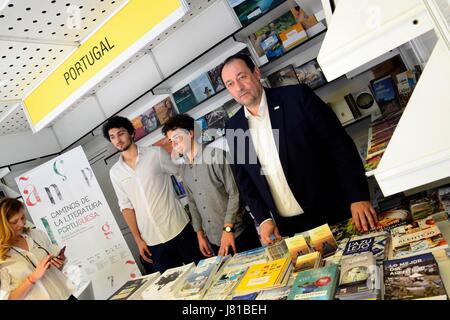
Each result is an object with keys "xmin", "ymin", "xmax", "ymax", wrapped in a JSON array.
[{"xmin": 15, "ymin": 146, "xmax": 140, "ymax": 299}]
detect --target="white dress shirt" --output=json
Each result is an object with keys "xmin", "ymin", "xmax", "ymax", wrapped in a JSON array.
[
  {"xmin": 0, "ymin": 229, "xmax": 74, "ymax": 300},
  {"xmin": 245, "ymin": 90, "xmax": 304, "ymax": 218},
  {"xmin": 109, "ymin": 146, "xmax": 189, "ymax": 246}
]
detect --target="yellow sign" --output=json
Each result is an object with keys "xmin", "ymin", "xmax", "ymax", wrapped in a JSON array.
[{"xmin": 24, "ymin": 0, "xmax": 186, "ymax": 132}]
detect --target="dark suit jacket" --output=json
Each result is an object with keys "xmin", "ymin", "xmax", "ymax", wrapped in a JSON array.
[{"xmin": 225, "ymin": 84, "xmax": 369, "ymax": 235}]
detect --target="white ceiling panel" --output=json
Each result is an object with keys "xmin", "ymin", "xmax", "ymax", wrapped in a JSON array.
[{"xmin": 0, "ymin": 105, "xmax": 30, "ymax": 135}]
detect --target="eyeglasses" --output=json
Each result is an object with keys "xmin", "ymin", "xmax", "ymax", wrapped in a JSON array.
[{"xmin": 10, "ymin": 239, "xmax": 51, "ymax": 269}]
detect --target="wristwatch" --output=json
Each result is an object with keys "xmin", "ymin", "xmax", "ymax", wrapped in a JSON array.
[{"xmin": 223, "ymin": 226, "xmax": 235, "ymax": 233}]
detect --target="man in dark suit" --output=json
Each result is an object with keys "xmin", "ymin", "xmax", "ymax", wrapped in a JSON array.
[{"xmin": 221, "ymin": 53, "xmax": 377, "ymax": 245}]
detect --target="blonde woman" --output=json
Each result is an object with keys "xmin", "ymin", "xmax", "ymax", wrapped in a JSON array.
[{"xmin": 0, "ymin": 198, "xmax": 74, "ymax": 300}]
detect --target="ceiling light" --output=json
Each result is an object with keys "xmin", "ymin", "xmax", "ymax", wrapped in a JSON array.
[{"xmin": 0, "ymin": 0, "xmax": 10, "ymax": 12}]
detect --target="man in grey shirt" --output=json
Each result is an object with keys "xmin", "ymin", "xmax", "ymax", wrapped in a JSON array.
[{"xmin": 163, "ymin": 114, "xmax": 261, "ymax": 257}]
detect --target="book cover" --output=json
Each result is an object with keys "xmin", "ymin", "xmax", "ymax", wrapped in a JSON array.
[
  {"xmin": 370, "ymin": 75, "xmax": 400, "ymax": 116},
  {"xmin": 390, "ymin": 217, "xmax": 448, "ymax": 259},
  {"xmin": 153, "ymin": 97, "xmax": 177, "ymax": 125},
  {"xmin": 259, "ymin": 33, "xmax": 284, "ymax": 60},
  {"xmin": 131, "ymin": 116, "xmax": 146, "ymax": 141},
  {"xmin": 343, "ymin": 232, "xmax": 388, "ymax": 261},
  {"xmin": 222, "ymin": 99, "xmax": 242, "ymax": 118},
  {"xmin": 232, "ymin": 292, "xmax": 259, "ymax": 300},
  {"xmin": 227, "ymin": 246, "xmax": 269, "ymax": 269},
  {"xmin": 267, "ymin": 64, "xmax": 300, "ymax": 88},
  {"xmin": 204, "ymin": 106, "xmax": 229, "ymax": 142},
  {"xmin": 374, "ymin": 208, "xmax": 412, "ymax": 231},
  {"xmin": 395, "ymin": 70, "xmax": 416, "ymax": 108},
  {"xmin": 196, "ymin": 116, "xmax": 212, "ymax": 144},
  {"xmin": 290, "ymin": 6, "xmax": 318, "ymax": 30},
  {"xmin": 203, "ymin": 263, "xmax": 249, "ymax": 300},
  {"xmin": 285, "ymin": 234, "xmax": 311, "ymax": 263},
  {"xmin": 108, "ymin": 276, "xmax": 154, "ymax": 300},
  {"xmin": 207, "ymin": 64, "xmax": 225, "ymax": 92},
  {"xmin": 336, "ymin": 252, "xmax": 377, "ymax": 298},
  {"xmin": 350, "ymin": 88, "xmax": 382, "ymax": 117},
  {"xmin": 189, "ymin": 72, "xmax": 216, "ymax": 104},
  {"xmin": 294, "ymin": 251, "xmax": 321, "ymax": 272},
  {"xmin": 234, "ymin": 256, "xmax": 291, "ymax": 295},
  {"xmin": 383, "ymin": 253, "xmax": 447, "ymax": 300},
  {"xmin": 294, "ymin": 59, "xmax": 327, "ymax": 89},
  {"xmin": 152, "ymin": 136, "xmax": 174, "ymax": 155},
  {"xmin": 287, "ymin": 264, "xmax": 339, "ymax": 300},
  {"xmin": 271, "ymin": 11, "xmax": 308, "ymax": 50},
  {"xmin": 173, "ymin": 84, "xmax": 198, "ymax": 113},
  {"xmin": 330, "ymin": 218, "xmax": 360, "ymax": 242},
  {"xmin": 140, "ymin": 107, "xmax": 160, "ymax": 135},
  {"xmin": 178, "ymin": 256, "xmax": 222, "ymax": 298},
  {"xmin": 256, "ymin": 275, "xmax": 295, "ymax": 300},
  {"xmin": 228, "ymin": 0, "xmax": 285, "ymax": 27},
  {"xmin": 308, "ymin": 224, "xmax": 338, "ymax": 258},
  {"xmin": 142, "ymin": 263, "xmax": 195, "ymax": 300},
  {"xmin": 266, "ymin": 239, "xmax": 290, "ymax": 260}
]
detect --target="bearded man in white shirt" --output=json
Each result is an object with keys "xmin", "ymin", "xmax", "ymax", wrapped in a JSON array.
[{"xmin": 103, "ymin": 116, "xmax": 202, "ymax": 273}]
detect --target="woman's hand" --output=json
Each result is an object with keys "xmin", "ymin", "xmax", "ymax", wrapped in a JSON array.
[
  {"xmin": 30, "ymin": 255, "xmax": 52, "ymax": 282},
  {"xmin": 50, "ymin": 253, "xmax": 65, "ymax": 270}
]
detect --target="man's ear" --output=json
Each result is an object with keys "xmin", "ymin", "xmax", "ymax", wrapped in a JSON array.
[{"xmin": 253, "ymin": 66, "xmax": 261, "ymax": 80}]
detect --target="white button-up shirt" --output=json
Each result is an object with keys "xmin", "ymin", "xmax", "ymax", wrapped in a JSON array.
[
  {"xmin": 245, "ymin": 90, "xmax": 304, "ymax": 217},
  {"xmin": 0, "ymin": 229, "xmax": 74, "ymax": 300},
  {"xmin": 109, "ymin": 146, "xmax": 189, "ymax": 246}
]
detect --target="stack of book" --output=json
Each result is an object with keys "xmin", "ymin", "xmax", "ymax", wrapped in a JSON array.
[
  {"xmin": 364, "ymin": 111, "xmax": 403, "ymax": 171},
  {"xmin": 141, "ymin": 263, "xmax": 195, "ymax": 300},
  {"xmin": 256, "ymin": 273, "xmax": 297, "ymax": 300},
  {"xmin": 233, "ymin": 256, "xmax": 293, "ymax": 296},
  {"xmin": 287, "ymin": 264, "xmax": 339, "ymax": 300},
  {"xmin": 374, "ymin": 208, "xmax": 413, "ymax": 232},
  {"xmin": 389, "ymin": 217, "xmax": 448, "ymax": 259},
  {"xmin": 335, "ymin": 252, "xmax": 381, "ymax": 300},
  {"xmin": 383, "ymin": 253, "xmax": 447, "ymax": 300},
  {"xmin": 410, "ymin": 195, "xmax": 443, "ymax": 221},
  {"xmin": 176, "ymin": 256, "xmax": 225, "ymax": 300}
]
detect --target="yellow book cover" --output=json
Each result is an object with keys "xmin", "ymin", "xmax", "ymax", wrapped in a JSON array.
[
  {"xmin": 294, "ymin": 251, "xmax": 321, "ymax": 272},
  {"xmin": 285, "ymin": 235, "xmax": 310, "ymax": 263},
  {"xmin": 234, "ymin": 257, "xmax": 290, "ymax": 295},
  {"xmin": 278, "ymin": 23, "xmax": 308, "ymax": 50},
  {"xmin": 309, "ymin": 224, "xmax": 338, "ymax": 258}
]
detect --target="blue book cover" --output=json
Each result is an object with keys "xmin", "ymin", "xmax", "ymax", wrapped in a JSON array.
[
  {"xmin": 189, "ymin": 73, "xmax": 215, "ymax": 104},
  {"xmin": 173, "ymin": 84, "xmax": 198, "ymax": 113},
  {"xmin": 287, "ymin": 264, "xmax": 338, "ymax": 300},
  {"xmin": 232, "ymin": 292, "xmax": 259, "ymax": 300}
]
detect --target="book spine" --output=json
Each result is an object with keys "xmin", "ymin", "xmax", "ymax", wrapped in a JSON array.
[{"xmin": 344, "ymin": 94, "xmax": 361, "ymax": 118}]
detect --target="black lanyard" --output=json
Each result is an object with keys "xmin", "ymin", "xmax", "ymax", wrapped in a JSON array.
[{"xmin": 10, "ymin": 239, "xmax": 51, "ymax": 269}]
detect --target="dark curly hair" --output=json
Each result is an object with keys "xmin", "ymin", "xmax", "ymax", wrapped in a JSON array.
[
  {"xmin": 161, "ymin": 113, "xmax": 195, "ymax": 136},
  {"xmin": 220, "ymin": 52, "xmax": 256, "ymax": 83},
  {"xmin": 102, "ymin": 116, "xmax": 135, "ymax": 141}
]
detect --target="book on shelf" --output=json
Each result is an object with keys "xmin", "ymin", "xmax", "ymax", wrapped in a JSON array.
[
  {"xmin": 267, "ymin": 64, "xmax": 300, "ymax": 88},
  {"xmin": 153, "ymin": 97, "xmax": 177, "ymax": 125},
  {"xmin": 410, "ymin": 195, "xmax": 442, "ymax": 221},
  {"xmin": 343, "ymin": 231, "xmax": 389, "ymax": 261},
  {"xmin": 383, "ymin": 253, "xmax": 447, "ymax": 300},
  {"xmin": 259, "ymin": 33, "xmax": 284, "ymax": 61},
  {"xmin": 270, "ymin": 11, "xmax": 308, "ymax": 51},
  {"xmin": 395, "ymin": 70, "xmax": 416, "ymax": 109},
  {"xmin": 173, "ymin": 84, "xmax": 198, "ymax": 113},
  {"xmin": 222, "ymin": 99, "xmax": 242, "ymax": 119},
  {"xmin": 370, "ymin": 74, "xmax": 401, "ymax": 116},
  {"xmin": 350, "ymin": 87, "xmax": 382, "ymax": 118},
  {"xmin": 227, "ymin": 0, "xmax": 285, "ymax": 27},
  {"xmin": 234, "ymin": 256, "xmax": 292, "ymax": 295},
  {"xmin": 290, "ymin": 6, "xmax": 319, "ymax": 31},
  {"xmin": 177, "ymin": 256, "xmax": 224, "ymax": 299},
  {"xmin": 287, "ymin": 264, "xmax": 339, "ymax": 300},
  {"xmin": 294, "ymin": 59, "xmax": 327, "ymax": 90},
  {"xmin": 389, "ymin": 217, "xmax": 449, "ymax": 259},
  {"xmin": 107, "ymin": 272, "xmax": 160, "ymax": 300},
  {"xmin": 336, "ymin": 252, "xmax": 381, "ymax": 300},
  {"xmin": 207, "ymin": 63, "xmax": 225, "ymax": 93},
  {"xmin": 204, "ymin": 106, "xmax": 229, "ymax": 142},
  {"xmin": 189, "ymin": 72, "xmax": 216, "ymax": 104},
  {"xmin": 141, "ymin": 263, "xmax": 195, "ymax": 300}
]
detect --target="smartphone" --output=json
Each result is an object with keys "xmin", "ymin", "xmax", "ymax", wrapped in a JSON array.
[{"xmin": 55, "ymin": 245, "xmax": 66, "ymax": 259}]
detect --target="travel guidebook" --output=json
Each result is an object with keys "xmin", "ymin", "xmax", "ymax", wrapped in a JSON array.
[
  {"xmin": 153, "ymin": 97, "xmax": 177, "ymax": 125},
  {"xmin": 383, "ymin": 253, "xmax": 447, "ymax": 300},
  {"xmin": 108, "ymin": 272, "xmax": 160, "ymax": 300},
  {"xmin": 343, "ymin": 231, "xmax": 389, "ymax": 261},
  {"xmin": 267, "ymin": 64, "xmax": 300, "ymax": 88},
  {"xmin": 228, "ymin": 0, "xmax": 285, "ymax": 27},
  {"xmin": 173, "ymin": 84, "xmax": 198, "ymax": 113},
  {"xmin": 294, "ymin": 59, "xmax": 327, "ymax": 89},
  {"xmin": 287, "ymin": 264, "xmax": 339, "ymax": 300},
  {"xmin": 189, "ymin": 72, "xmax": 216, "ymax": 104}
]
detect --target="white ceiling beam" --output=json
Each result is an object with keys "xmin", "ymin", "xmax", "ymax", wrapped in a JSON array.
[{"xmin": 0, "ymin": 35, "xmax": 79, "ymax": 47}]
